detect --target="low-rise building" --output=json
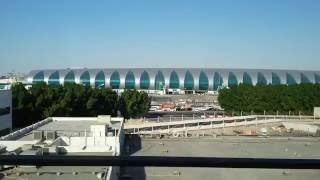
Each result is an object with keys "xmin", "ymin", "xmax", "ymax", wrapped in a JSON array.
[{"xmin": 0, "ymin": 115, "xmax": 124, "ymax": 180}]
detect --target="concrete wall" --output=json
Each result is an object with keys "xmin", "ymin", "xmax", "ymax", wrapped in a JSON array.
[
  {"xmin": 0, "ymin": 90, "xmax": 12, "ymax": 133},
  {"xmin": 314, "ymin": 107, "xmax": 320, "ymax": 117},
  {"xmin": 282, "ymin": 122, "xmax": 319, "ymax": 134}
]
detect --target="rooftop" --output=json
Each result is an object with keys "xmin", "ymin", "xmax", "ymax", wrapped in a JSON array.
[
  {"xmin": 122, "ymin": 137, "xmax": 320, "ymax": 180},
  {"xmin": 0, "ymin": 115, "xmax": 124, "ymax": 180}
]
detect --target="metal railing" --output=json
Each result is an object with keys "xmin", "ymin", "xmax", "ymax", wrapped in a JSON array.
[{"xmin": 0, "ymin": 155, "xmax": 320, "ymax": 169}]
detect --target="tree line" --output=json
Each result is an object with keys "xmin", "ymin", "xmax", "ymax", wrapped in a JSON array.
[
  {"xmin": 218, "ymin": 83, "xmax": 320, "ymax": 115},
  {"xmin": 12, "ymin": 83, "xmax": 150, "ymax": 128}
]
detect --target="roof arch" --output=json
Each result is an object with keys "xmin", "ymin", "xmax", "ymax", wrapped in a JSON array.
[
  {"xmin": 169, "ymin": 71, "xmax": 179, "ymax": 89},
  {"xmin": 48, "ymin": 71, "xmax": 60, "ymax": 86},
  {"xmin": 110, "ymin": 71, "xmax": 120, "ymax": 89},
  {"xmin": 315, "ymin": 74, "xmax": 320, "ymax": 84},
  {"xmin": 155, "ymin": 71, "xmax": 165, "ymax": 90},
  {"xmin": 228, "ymin": 72, "xmax": 238, "ymax": 87},
  {"xmin": 95, "ymin": 71, "xmax": 105, "ymax": 88},
  {"xmin": 286, "ymin": 73, "xmax": 297, "ymax": 85},
  {"xmin": 199, "ymin": 71, "xmax": 209, "ymax": 90},
  {"xmin": 242, "ymin": 72, "xmax": 253, "ymax": 85},
  {"xmin": 64, "ymin": 71, "xmax": 75, "ymax": 84},
  {"xmin": 300, "ymin": 73, "xmax": 310, "ymax": 83},
  {"xmin": 257, "ymin": 72, "xmax": 267, "ymax": 86},
  {"xmin": 213, "ymin": 72, "xmax": 223, "ymax": 90},
  {"xmin": 184, "ymin": 71, "xmax": 194, "ymax": 90},
  {"xmin": 125, "ymin": 71, "xmax": 135, "ymax": 89},
  {"xmin": 272, "ymin": 72, "xmax": 281, "ymax": 85},
  {"xmin": 80, "ymin": 71, "xmax": 90, "ymax": 87},
  {"xmin": 32, "ymin": 71, "xmax": 44, "ymax": 84},
  {"xmin": 140, "ymin": 71, "xmax": 150, "ymax": 89}
]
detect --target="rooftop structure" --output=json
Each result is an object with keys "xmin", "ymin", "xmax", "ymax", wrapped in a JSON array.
[
  {"xmin": 0, "ymin": 115, "xmax": 124, "ymax": 180},
  {"xmin": 27, "ymin": 68, "xmax": 320, "ymax": 92}
]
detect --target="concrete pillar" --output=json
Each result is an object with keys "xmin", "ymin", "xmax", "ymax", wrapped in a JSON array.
[
  {"xmin": 299, "ymin": 111, "xmax": 301, "ymax": 120},
  {"xmin": 222, "ymin": 120, "xmax": 225, "ymax": 135}
]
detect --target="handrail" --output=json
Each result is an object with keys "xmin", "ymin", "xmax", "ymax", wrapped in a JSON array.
[{"xmin": 0, "ymin": 155, "xmax": 320, "ymax": 169}]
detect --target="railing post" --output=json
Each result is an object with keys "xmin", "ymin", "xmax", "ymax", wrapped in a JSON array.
[
  {"xmin": 157, "ymin": 116, "xmax": 160, "ymax": 123},
  {"xmin": 222, "ymin": 119, "xmax": 225, "ymax": 135},
  {"xmin": 299, "ymin": 111, "xmax": 301, "ymax": 120}
]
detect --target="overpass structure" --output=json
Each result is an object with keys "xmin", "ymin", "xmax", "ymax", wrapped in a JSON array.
[{"xmin": 124, "ymin": 115, "xmax": 283, "ymax": 135}]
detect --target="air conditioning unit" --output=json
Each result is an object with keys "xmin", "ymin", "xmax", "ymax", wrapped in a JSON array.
[
  {"xmin": 45, "ymin": 131, "xmax": 57, "ymax": 140},
  {"xmin": 55, "ymin": 147, "xmax": 66, "ymax": 155},
  {"xmin": 33, "ymin": 131, "xmax": 44, "ymax": 140},
  {"xmin": 41, "ymin": 147, "xmax": 50, "ymax": 155}
]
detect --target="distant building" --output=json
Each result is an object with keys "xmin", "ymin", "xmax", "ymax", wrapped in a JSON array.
[
  {"xmin": 0, "ymin": 115, "xmax": 124, "ymax": 180},
  {"xmin": 0, "ymin": 90, "xmax": 12, "ymax": 135},
  {"xmin": 27, "ymin": 68, "xmax": 320, "ymax": 93}
]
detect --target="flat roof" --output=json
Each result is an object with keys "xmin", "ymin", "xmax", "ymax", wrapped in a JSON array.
[
  {"xmin": 18, "ymin": 120, "xmax": 120, "ymax": 141},
  {"xmin": 122, "ymin": 137, "xmax": 320, "ymax": 180},
  {"xmin": 1, "ymin": 165, "xmax": 110, "ymax": 180}
]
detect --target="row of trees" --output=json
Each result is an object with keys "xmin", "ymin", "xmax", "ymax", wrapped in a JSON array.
[
  {"xmin": 218, "ymin": 83, "xmax": 320, "ymax": 115},
  {"xmin": 12, "ymin": 83, "xmax": 150, "ymax": 128}
]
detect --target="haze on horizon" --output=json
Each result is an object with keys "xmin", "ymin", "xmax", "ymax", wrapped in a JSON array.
[{"xmin": 0, "ymin": 0, "xmax": 319, "ymax": 74}]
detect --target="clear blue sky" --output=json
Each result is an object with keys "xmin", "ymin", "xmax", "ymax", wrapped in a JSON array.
[{"xmin": 0, "ymin": 0, "xmax": 319, "ymax": 73}]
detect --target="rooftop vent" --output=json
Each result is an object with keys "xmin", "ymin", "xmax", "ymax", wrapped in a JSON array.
[
  {"xmin": 45, "ymin": 131, "xmax": 57, "ymax": 140},
  {"xmin": 55, "ymin": 146, "xmax": 67, "ymax": 155},
  {"xmin": 33, "ymin": 131, "xmax": 44, "ymax": 140},
  {"xmin": 41, "ymin": 147, "xmax": 50, "ymax": 155}
]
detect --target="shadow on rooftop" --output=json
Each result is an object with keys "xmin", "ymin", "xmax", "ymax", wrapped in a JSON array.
[{"xmin": 120, "ymin": 134, "xmax": 146, "ymax": 180}]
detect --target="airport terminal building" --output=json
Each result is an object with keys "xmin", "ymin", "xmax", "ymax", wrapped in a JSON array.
[{"xmin": 27, "ymin": 68, "xmax": 320, "ymax": 92}]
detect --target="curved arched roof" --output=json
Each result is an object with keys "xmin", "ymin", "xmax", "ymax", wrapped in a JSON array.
[{"xmin": 28, "ymin": 68, "xmax": 320, "ymax": 91}]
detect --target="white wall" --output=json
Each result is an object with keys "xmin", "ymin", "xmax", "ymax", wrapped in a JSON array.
[{"xmin": 0, "ymin": 90, "xmax": 12, "ymax": 132}]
